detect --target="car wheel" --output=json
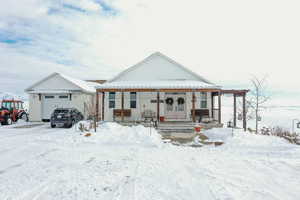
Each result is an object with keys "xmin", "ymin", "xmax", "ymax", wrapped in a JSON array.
[
  {"xmin": 51, "ymin": 124, "xmax": 56, "ymax": 128},
  {"xmin": 68, "ymin": 120, "xmax": 75, "ymax": 128}
]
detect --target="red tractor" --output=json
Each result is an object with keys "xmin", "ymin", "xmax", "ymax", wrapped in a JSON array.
[{"xmin": 0, "ymin": 100, "xmax": 28, "ymax": 125}]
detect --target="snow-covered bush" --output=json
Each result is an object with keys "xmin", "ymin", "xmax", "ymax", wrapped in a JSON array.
[
  {"xmin": 259, "ymin": 126, "xmax": 299, "ymax": 145},
  {"xmin": 76, "ymin": 122, "xmax": 163, "ymax": 148}
]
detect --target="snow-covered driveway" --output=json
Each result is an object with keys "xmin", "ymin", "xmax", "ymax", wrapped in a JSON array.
[{"xmin": 1, "ymin": 123, "xmax": 300, "ymax": 200}]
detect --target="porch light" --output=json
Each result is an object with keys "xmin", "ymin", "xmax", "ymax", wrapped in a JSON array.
[
  {"xmin": 257, "ymin": 116, "xmax": 262, "ymax": 121},
  {"xmin": 238, "ymin": 114, "xmax": 242, "ymax": 121},
  {"xmin": 227, "ymin": 121, "xmax": 233, "ymax": 128}
]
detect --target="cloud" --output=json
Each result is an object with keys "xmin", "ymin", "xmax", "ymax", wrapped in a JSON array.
[
  {"xmin": 0, "ymin": 0, "xmax": 48, "ymax": 19},
  {"xmin": 0, "ymin": 0, "xmax": 300, "ymax": 103}
]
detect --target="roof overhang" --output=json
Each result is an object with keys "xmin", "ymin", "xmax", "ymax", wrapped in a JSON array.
[
  {"xmin": 27, "ymin": 90, "xmax": 83, "ymax": 94},
  {"xmin": 97, "ymin": 88, "xmax": 222, "ymax": 92},
  {"xmin": 96, "ymin": 80, "xmax": 221, "ymax": 92}
]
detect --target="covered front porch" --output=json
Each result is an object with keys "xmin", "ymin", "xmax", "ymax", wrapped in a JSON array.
[{"xmin": 95, "ymin": 87, "xmax": 249, "ymax": 131}]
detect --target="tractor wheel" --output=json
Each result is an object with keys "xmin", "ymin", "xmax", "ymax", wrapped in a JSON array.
[
  {"xmin": 3, "ymin": 116, "xmax": 13, "ymax": 125},
  {"xmin": 21, "ymin": 113, "xmax": 29, "ymax": 122}
]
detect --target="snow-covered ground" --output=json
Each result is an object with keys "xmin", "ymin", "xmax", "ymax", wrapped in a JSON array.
[{"xmin": 1, "ymin": 122, "xmax": 300, "ymax": 200}]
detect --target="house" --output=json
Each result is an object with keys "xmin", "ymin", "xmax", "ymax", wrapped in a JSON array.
[
  {"xmin": 95, "ymin": 52, "xmax": 249, "ymax": 130},
  {"xmin": 25, "ymin": 72, "xmax": 102, "ymax": 122}
]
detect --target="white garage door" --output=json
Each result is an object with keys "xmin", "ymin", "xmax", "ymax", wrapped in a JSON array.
[{"xmin": 42, "ymin": 94, "xmax": 71, "ymax": 120}]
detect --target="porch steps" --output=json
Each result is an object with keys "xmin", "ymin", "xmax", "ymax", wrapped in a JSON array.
[
  {"xmin": 157, "ymin": 123, "xmax": 196, "ymax": 134},
  {"xmin": 117, "ymin": 121, "xmax": 223, "ymax": 133}
]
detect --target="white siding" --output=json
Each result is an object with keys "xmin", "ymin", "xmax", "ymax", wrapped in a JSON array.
[
  {"xmin": 33, "ymin": 74, "xmax": 81, "ymax": 91},
  {"xmin": 28, "ymin": 94, "xmax": 42, "ymax": 121},
  {"xmin": 102, "ymin": 92, "xmax": 212, "ymax": 122},
  {"xmin": 69, "ymin": 93, "xmax": 95, "ymax": 119},
  {"xmin": 113, "ymin": 55, "xmax": 200, "ymax": 82}
]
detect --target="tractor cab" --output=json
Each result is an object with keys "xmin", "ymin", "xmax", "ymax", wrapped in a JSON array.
[
  {"xmin": 0, "ymin": 100, "xmax": 28, "ymax": 125},
  {"xmin": 1, "ymin": 100, "xmax": 24, "ymax": 111}
]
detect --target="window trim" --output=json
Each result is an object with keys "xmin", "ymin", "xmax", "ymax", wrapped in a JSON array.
[
  {"xmin": 109, "ymin": 92, "xmax": 116, "ymax": 109},
  {"xmin": 130, "ymin": 92, "xmax": 137, "ymax": 109},
  {"xmin": 200, "ymin": 92, "xmax": 208, "ymax": 108}
]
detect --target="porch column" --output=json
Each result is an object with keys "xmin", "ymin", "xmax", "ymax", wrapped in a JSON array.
[
  {"xmin": 157, "ymin": 91, "xmax": 160, "ymax": 122},
  {"xmin": 233, "ymin": 94, "xmax": 237, "ymax": 127},
  {"xmin": 192, "ymin": 92, "xmax": 196, "ymax": 123},
  {"xmin": 96, "ymin": 91, "xmax": 99, "ymax": 121},
  {"xmin": 243, "ymin": 93, "xmax": 247, "ymax": 131},
  {"xmin": 102, "ymin": 92, "xmax": 105, "ymax": 121},
  {"xmin": 211, "ymin": 93, "xmax": 215, "ymax": 119},
  {"xmin": 121, "ymin": 91, "xmax": 124, "ymax": 122},
  {"xmin": 218, "ymin": 91, "xmax": 221, "ymax": 124}
]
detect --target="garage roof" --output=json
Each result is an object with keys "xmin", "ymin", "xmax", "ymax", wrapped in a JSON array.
[{"xmin": 25, "ymin": 72, "xmax": 101, "ymax": 94}]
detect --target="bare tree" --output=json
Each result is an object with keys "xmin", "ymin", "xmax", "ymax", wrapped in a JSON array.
[
  {"xmin": 248, "ymin": 75, "xmax": 270, "ymax": 133},
  {"xmin": 84, "ymin": 97, "xmax": 98, "ymax": 132},
  {"xmin": 237, "ymin": 99, "xmax": 255, "ymax": 122}
]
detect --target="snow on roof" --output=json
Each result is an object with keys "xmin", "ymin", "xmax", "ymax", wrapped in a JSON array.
[
  {"xmin": 96, "ymin": 80, "xmax": 221, "ymax": 90},
  {"xmin": 59, "ymin": 73, "xmax": 100, "ymax": 93},
  {"xmin": 25, "ymin": 72, "xmax": 101, "ymax": 94},
  {"xmin": 109, "ymin": 52, "xmax": 215, "ymax": 85},
  {"xmin": 27, "ymin": 90, "xmax": 81, "ymax": 94}
]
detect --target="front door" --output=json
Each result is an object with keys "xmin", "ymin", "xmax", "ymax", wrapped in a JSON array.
[{"xmin": 164, "ymin": 93, "xmax": 186, "ymax": 120}]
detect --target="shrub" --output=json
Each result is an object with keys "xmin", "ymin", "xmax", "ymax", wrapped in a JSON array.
[{"xmin": 259, "ymin": 126, "xmax": 299, "ymax": 144}]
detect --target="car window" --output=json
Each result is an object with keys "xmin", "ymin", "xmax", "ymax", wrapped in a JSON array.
[{"xmin": 54, "ymin": 109, "xmax": 68, "ymax": 114}]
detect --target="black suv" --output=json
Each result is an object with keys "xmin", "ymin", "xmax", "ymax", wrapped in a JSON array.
[{"xmin": 50, "ymin": 108, "xmax": 84, "ymax": 128}]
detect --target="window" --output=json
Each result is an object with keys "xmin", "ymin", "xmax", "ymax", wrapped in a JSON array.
[
  {"xmin": 200, "ymin": 92, "xmax": 207, "ymax": 108},
  {"xmin": 2, "ymin": 102, "xmax": 12, "ymax": 110},
  {"xmin": 45, "ymin": 95, "xmax": 54, "ymax": 99},
  {"xmin": 130, "ymin": 92, "xmax": 137, "ymax": 108},
  {"xmin": 59, "ymin": 95, "xmax": 68, "ymax": 99},
  {"xmin": 109, "ymin": 92, "xmax": 115, "ymax": 108}
]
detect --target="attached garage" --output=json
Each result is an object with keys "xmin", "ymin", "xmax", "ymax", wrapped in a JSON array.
[
  {"xmin": 25, "ymin": 72, "xmax": 101, "ymax": 122},
  {"xmin": 41, "ymin": 94, "xmax": 71, "ymax": 120}
]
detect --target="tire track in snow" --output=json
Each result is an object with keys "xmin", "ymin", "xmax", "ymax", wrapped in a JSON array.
[
  {"xmin": 16, "ymin": 181, "xmax": 53, "ymax": 200},
  {"xmin": 0, "ymin": 124, "xmax": 50, "ymax": 140}
]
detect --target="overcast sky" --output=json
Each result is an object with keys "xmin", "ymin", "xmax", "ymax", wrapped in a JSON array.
[{"xmin": 0, "ymin": 0, "xmax": 299, "ymax": 104}]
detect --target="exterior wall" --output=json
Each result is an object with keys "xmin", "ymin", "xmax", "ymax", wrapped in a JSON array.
[
  {"xmin": 64, "ymin": 93, "xmax": 95, "ymax": 119},
  {"xmin": 111, "ymin": 53, "xmax": 201, "ymax": 82},
  {"xmin": 33, "ymin": 74, "xmax": 81, "ymax": 91},
  {"xmin": 28, "ymin": 94, "xmax": 42, "ymax": 121},
  {"xmin": 101, "ymin": 91, "xmax": 212, "ymax": 122},
  {"xmin": 186, "ymin": 92, "xmax": 212, "ymax": 118}
]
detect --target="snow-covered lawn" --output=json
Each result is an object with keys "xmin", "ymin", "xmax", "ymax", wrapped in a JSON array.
[{"xmin": 0, "ymin": 123, "xmax": 300, "ymax": 200}]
